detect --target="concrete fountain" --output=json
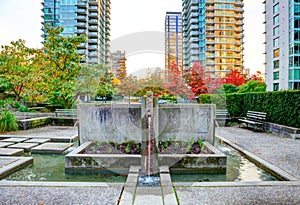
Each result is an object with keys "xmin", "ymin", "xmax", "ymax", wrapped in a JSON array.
[{"xmin": 65, "ymin": 92, "xmax": 227, "ymax": 183}]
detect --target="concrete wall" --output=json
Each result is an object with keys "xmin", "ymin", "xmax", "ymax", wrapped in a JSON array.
[
  {"xmin": 156, "ymin": 104, "xmax": 215, "ymax": 144},
  {"xmin": 79, "ymin": 103, "xmax": 142, "ymax": 143},
  {"xmin": 79, "ymin": 103, "xmax": 215, "ymax": 144}
]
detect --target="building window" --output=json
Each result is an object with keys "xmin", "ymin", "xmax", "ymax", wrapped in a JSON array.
[
  {"xmin": 294, "ymin": 56, "xmax": 300, "ymax": 67},
  {"xmin": 273, "ymin": 71, "xmax": 279, "ymax": 80},
  {"xmin": 294, "ymin": 69, "xmax": 300, "ymax": 80},
  {"xmin": 273, "ymin": 3, "xmax": 279, "ymax": 14},
  {"xmin": 273, "ymin": 83, "xmax": 279, "ymax": 91},
  {"xmin": 295, "ymin": 43, "xmax": 300, "ymax": 54},
  {"xmin": 273, "ymin": 15, "xmax": 279, "ymax": 25},
  {"xmin": 295, "ymin": 5, "xmax": 300, "ymax": 16},
  {"xmin": 273, "ymin": 48, "xmax": 280, "ymax": 58},
  {"xmin": 273, "ymin": 60, "xmax": 279, "ymax": 69},
  {"xmin": 289, "ymin": 69, "xmax": 293, "ymax": 80},
  {"xmin": 295, "ymin": 17, "xmax": 300, "ymax": 28},
  {"xmin": 273, "ymin": 37, "xmax": 279, "ymax": 47},
  {"xmin": 273, "ymin": 26, "xmax": 279, "ymax": 36}
]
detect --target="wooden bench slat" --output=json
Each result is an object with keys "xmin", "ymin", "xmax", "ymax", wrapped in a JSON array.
[{"xmin": 238, "ymin": 110, "xmax": 266, "ymax": 131}]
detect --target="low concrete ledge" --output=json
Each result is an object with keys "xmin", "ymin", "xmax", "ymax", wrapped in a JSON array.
[
  {"xmin": 65, "ymin": 141, "xmax": 227, "ymax": 174},
  {"xmin": 119, "ymin": 166, "xmax": 140, "ymax": 205},
  {"xmin": 0, "ymin": 157, "xmax": 33, "ymax": 179},
  {"xmin": 18, "ymin": 117, "xmax": 52, "ymax": 130},
  {"xmin": 265, "ymin": 122, "xmax": 300, "ymax": 139},
  {"xmin": 160, "ymin": 166, "xmax": 178, "ymax": 205}
]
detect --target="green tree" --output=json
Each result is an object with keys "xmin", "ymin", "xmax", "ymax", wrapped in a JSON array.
[
  {"xmin": 37, "ymin": 26, "xmax": 86, "ymax": 108},
  {"xmin": 0, "ymin": 39, "xmax": 37, "ymax": 100},
  {"xmin": 238, "ymin": 80, "xmax": 266, "ymax": 93},
  {"xmin": 95, "ymin": 65, "xmax": 115, "ymax": 101},
  {"xmin": 221, "ymin": 84, "xmax": 238, "ymax": 94},
  {"xmin": 75, "ymin": 64, "xmax": 114, "ymax": 101},
  {"xmin": 117, "ymin": 75, "xmax": 139, "ymax": 103}
]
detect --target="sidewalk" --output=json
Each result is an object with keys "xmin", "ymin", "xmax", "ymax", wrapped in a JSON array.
[{"xmin": 0, "ymin": 126, "xmax": 299, "ymax": 204}]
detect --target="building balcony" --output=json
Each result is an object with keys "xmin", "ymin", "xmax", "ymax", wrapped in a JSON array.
[
  {"xmin": 234, "ymin": 1, "xmax": 244, "ymax": 7},
  {"xmin": 77, "ymin": 29, "xmax": 86, "ymax": 34},
  {"xmin": 89, "ymin": 13, "xmax": 98, "ymax": 17},
  {"xmin": 77, "ymin": 9, "xmax": 86, "ymax": 14},
  {"xmin": 77, "ymin": 16, "xmax": 87, "ymax": 22},
  {"xmin": 89, "ymin": 6, "xmax": 98, "ymax": 11},
  {"xmin": 77, "ymin": 50, "xmax": 86, "ymax": 55},
  {"xmin": 77, "ymin": 23, "xmax": 87, "ymax": 28},
  {"xmin": 88, "ymin": 52, "xmax": 98, "ymax": 57},
  {"xmin": 89, "ymin": 32, "xmax": 98, "ymax": 37},
  {"xmin": 88, "ymin": 39, "xmax": 98, "ymax": 44},
  {"xmin": 88, "ymin": 26, "xmax": 98, "ymax": 31},
  {"xmin": 234, "ymin": 15, "xmax": 244, "ymax": 20},
  {"xmin": 88, "ymin": 58, "xmax": 99, "ymax": 64},
  {"xmin": 190, "ymin": 6, "xmax": 198, "ymax": 11},
  {"xmin": 77, "ymin": 2, "xmax": 87, "ymax": 8},
  {"xmin": 235, "ymin": 8, "xmax": 244, "ymax": 14},
  {"xmin": 88, "ymin": 19, "xmax": 98, "ymax": 25},
  {"xmin": 78, "ymin": 43, "xmax": 87, "ymax": 48},
  {"xmin": 88, "ymin": 45, "xmax": 98, "ymax": 50}
]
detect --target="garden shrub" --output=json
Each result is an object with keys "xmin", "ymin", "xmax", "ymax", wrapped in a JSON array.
[
  {"xmin": 199, "ymin": 91, "xmax": 300, "ymax": 128},
  {"xmin": 226, "ymin": 91, "xmax": 300, "ymax": 128},
  {"xmin": 0, "ymin": 110, "xmax": 19, "ymax": 132},
  {"xmin": 199, "ymin": 94, "xmax": 227, "ymax": 109}
]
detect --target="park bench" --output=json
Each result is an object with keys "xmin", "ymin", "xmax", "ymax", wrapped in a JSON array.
[
  {"xmin": 238, "ymin": 111, "xmax": 266, "ymax": 132},
  {"xmin": 215, "ymin": 109, "xmax": 231, "ymax": 127}
]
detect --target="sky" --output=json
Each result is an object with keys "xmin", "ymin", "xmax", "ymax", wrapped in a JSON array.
[{"xmin": 0, "ymin": 0, "xmax": 264, "ymax": 74}]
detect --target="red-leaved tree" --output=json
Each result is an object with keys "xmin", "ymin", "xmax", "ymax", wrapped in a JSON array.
[
  {"xmin": 163, "ymin": 62, "xmax": 193, "ymax": 99},
  {"xmin": 222, "ymin": 70, "xmax": 245, "ymax": 86},
  {"xmin": 185, "ymin": 61, "xmax": 222, "ymax": 95},
  {"xmin": 248, "ymin": 71, "xmax": 264, "ymax": 82}
]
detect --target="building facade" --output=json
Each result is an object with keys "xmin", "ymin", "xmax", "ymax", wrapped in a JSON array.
[
  {"xmin": 110, "ymin": 51, "xmax": 127, "ymax": 80},
  {"xmin": 182, "ymin": 0, "xmax": 244, "ymax": 77},
  {"xmin": 165, "ymin": 12, "xmax": 183, "ymax": 77},
  {"xmin": 42, "ymin": 0, "xmax": 111, "ymax": 65},
  {"xmin": 265, "ymin": 0, "xmax": 300, "ymax": 91}
]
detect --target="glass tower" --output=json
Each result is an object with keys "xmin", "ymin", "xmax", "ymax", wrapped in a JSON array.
[
  {"xmin": 182, "ymin": 0, "xmax": 244, "ymax": 77},
  {"xmin": 265, "ymin": 0, "xmax": 300, "ymax": 91},
  {"xmin": 42, "ymin": 0, "xmax": 111, "ymax": 65},
  {"xmin": 165, "ymin": 12, "xmax": 183, "ymax": 77}
]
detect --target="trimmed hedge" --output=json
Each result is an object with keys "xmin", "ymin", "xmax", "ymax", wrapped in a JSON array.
[{"xmin": 200, "ymin": 90, "xmax": 300, "ymax": 128}]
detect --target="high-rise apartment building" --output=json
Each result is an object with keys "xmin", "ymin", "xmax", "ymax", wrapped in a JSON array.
[
  {"xmin": 42, "ymin": 0, "xmax": 111, "ymax": 65},
  {"xmin": 182, "ymin": 0, "xmax": 244, "ymax": 77},
  {"xmin": 165, "ymin": 12, "xmax": 183, "ymax": 76},
  {"xmin": 265, "ymin": 0, "xmax": 300, "ymax": 91},
  {"xmin": 110, "ymin": 51, "xmax": 127, "ymax": 80}
]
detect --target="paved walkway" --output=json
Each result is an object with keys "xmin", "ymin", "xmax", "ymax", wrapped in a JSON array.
[{"xmin": 0, "ymin": 126, "xmax": 299, "ymax": 204}]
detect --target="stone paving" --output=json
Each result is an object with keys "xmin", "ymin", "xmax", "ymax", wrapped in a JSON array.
[
  {"xmin": 0, "ymin": 126, "xmax": 78, "ymax": 142},
  {"xmin": 0, "ymin": 126, "xmax": 77, "ymax": 156},
  {"xmin": 0, "ymin": 126, "xmax": 299, "ymax": 204}
]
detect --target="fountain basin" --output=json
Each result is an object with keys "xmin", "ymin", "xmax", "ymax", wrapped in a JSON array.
[{"xmin": 65, "ymin": 141, "xmax": 226, "ymax": 174}]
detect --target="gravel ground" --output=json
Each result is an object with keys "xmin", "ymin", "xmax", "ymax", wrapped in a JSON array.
[
  {"xmin": 175, "ymin": 186, "xmax": 300, "ymax": 205},
  {"xmin": 217, "ymin": 127, "xmax": 300, "ymax": 179},
  {"xmin": 0, "ymin": 186, "xmax": 123, "ymax": 205}
]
